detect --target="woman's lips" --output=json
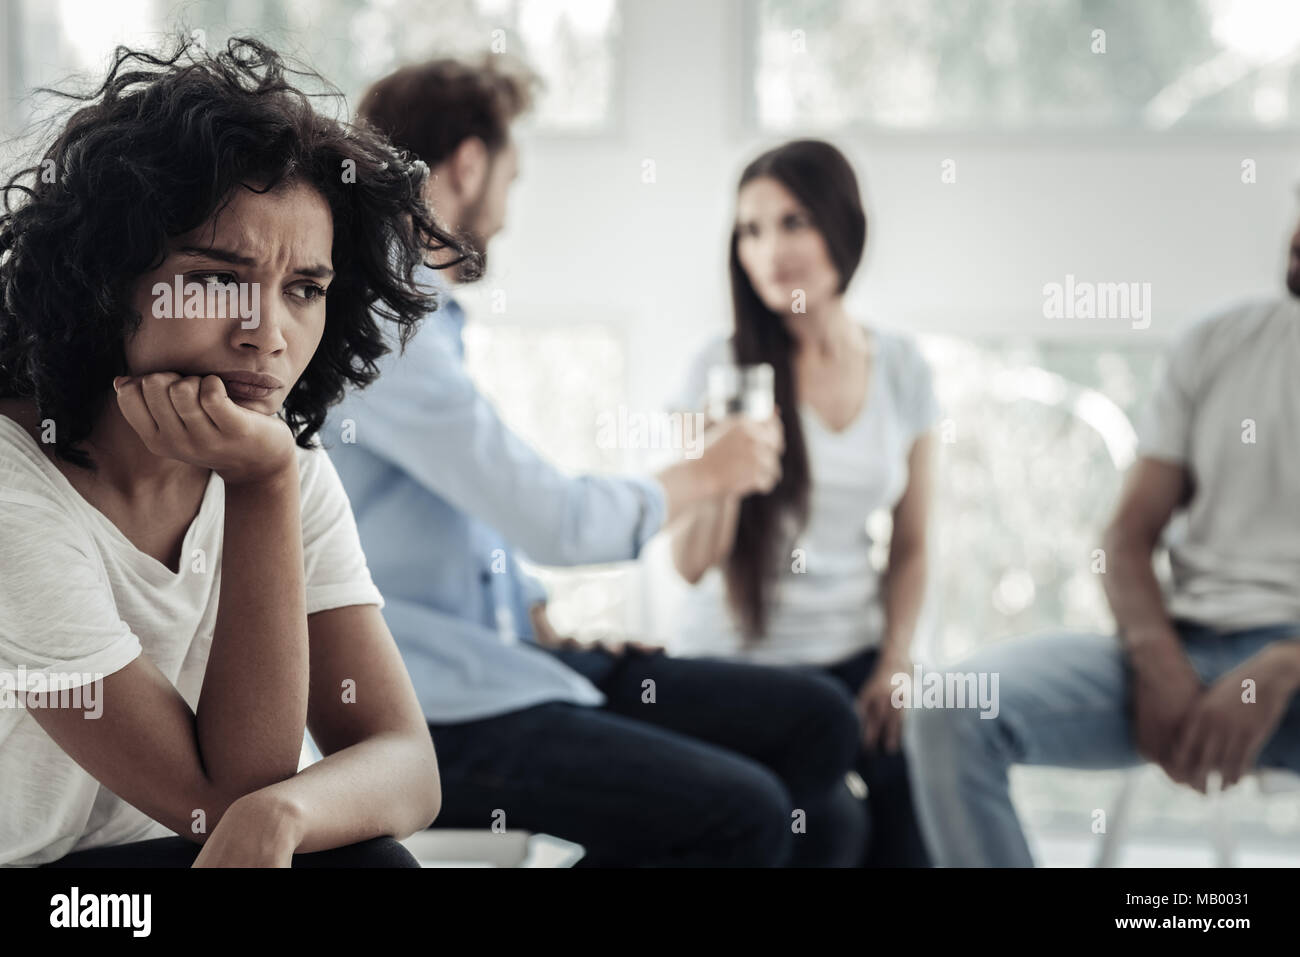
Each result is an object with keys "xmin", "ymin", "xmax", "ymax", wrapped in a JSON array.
[
  {"xmin": 221, "ymin": 379, "xmax": 278, "ymax": 400},
  {"xmin": 213, "ymin": 370, "xmax": 283, "ymax": 401}
]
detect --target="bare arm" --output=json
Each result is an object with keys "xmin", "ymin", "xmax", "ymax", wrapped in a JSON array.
[
  {"xmin": 1100, "ymin": 456, "xmax": 1204, "ymax": 782},
  {"xmin": 664, "ymin": 413, "xmax": 784, "ymax": 583},
  {"xmin": 228, "ymin": 603, "xmax": 440, "ymax": 855},
  {"xmin": 880, "ymin": 433, "xmax": 935, "ymax": 661},
  {"xmin": 1106, "ymin": 461, "xmax": 1300, "ymax": 793},
  {"xmin": 26, "ymin": 654, "xmax": 281, "ymax": 841},
  {"xmin": 858, "ymin": 434, "xmax": 934, "ymax": 753},
  {"xmin": 1100, "ymin": 457, "xmax": 1193, "ymax": 663},
  {"xmin": 196, "ymin": 463, "xmax": 309, "ymax": 795},
  {"xmin": 26, "ymin": 464, "xmax": 309, "ymax": 838},
  {"xmin": 28, "ymin": 374, "xmax": 314, "ymax": 837},
  {"xmin": 668, "ymin": 494, "xmax": 742, "ymax": 584},
  {"xmin": 138, "ymin": 371, "xmax": 312, "ymax": 794}
]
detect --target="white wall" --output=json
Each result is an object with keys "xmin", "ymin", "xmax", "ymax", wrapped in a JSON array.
[
  {"xmin": 451, "ymin": 0, "xmax": 1300, "ymax": 643},
  {"xmin": 467, "ymin": 0, "xmax": 1300, "ymax": 422},
  {"xmin": 9, "ymin": 0, "xmax": 1299, "ymax": 390}
]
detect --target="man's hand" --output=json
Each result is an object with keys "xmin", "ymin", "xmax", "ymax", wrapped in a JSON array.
[
  {"xmin": 528, "ymin": 602, "xmax": 663, "ymax": 656},
  {"xmin": 1168, "ymin": 640, "xmax": 1300, "ymax": 793},
  {"xmin": 191, "ymin": 788, "xmax": 302, "ymax": 868},
  {"xmin": 857, "ymin": 648, "xmax": 911, "ymax": 754},
  {"xmin": 114, "ymin": 372, "xmax": 297, "ymax": 486},
  {"xmin": 1128, "ymin": 639, "xmax": 1205, "ymax": 786},
  {"xmin": 696, "ymin": 412, "xmax": 784, "ymax": 499},
  {"xmin": 549, "ymin": 635, "xmax": 665, "ymax": 656}
]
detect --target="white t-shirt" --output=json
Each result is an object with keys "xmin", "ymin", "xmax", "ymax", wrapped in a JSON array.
[
  {"xmin": 668, "ymin": 326, "xmax": 939, "ymax": 666},
  {"xmin": 1137, "ymin": 297, "xmax": 1300, "ymax": 631},
  {"xmin": 0, "ymin": 414, "xmax": 385, "ymax": 867}
]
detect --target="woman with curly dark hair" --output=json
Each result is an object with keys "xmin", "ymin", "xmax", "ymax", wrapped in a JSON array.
[{"xmin": 0, "ymin": 35, "xmax": 471, "ymax": 867}]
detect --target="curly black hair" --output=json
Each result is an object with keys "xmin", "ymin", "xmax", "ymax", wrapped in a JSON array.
[{"xmin": 0, "ymin": 33, "xmax": 476, "ymax": 470}]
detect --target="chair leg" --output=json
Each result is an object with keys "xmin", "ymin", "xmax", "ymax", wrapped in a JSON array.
[
  {"xmin": 1095, "ymin": 768, "xmax": 1141, "ymax": 868},
  {"xmin": 1209, "ymin": 776, "xmax": 1235, "ymax": 868}
]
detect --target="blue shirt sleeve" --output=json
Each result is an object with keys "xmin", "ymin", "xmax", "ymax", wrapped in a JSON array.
[
  {"xmin": 344, "ymin": 317, "xmax": 668, "ymax": 567},
  {"xmin": 511, "ymin": 552, "xmax": 549, "ymax": 614}
]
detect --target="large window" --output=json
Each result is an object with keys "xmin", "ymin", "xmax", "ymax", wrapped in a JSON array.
[
  {"xmin": 3, "ymin": 0, "xmax": 621, "ymax": 135},
  {"xmin": 751, "ymin": 0, "xmax": 1300, "ymax": 132}
]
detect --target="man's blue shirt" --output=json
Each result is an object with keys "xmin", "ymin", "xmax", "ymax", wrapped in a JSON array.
[{"xmin": 323, "ymin": 266, "xmax": 667, "ymax": 723}]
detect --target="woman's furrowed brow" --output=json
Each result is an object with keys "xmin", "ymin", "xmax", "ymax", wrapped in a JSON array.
[
  {"xmin": 176, "ymin": 245, "xmax": 258, "ymax": 266},
  {"xmin": 175, "ymin": 246, "xmax": 333, "ymax": 278}
]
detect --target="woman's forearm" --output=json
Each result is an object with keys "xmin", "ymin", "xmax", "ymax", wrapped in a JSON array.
[
  {"xmin": 669, "ymin": 494, "xmax": 740, "ymax": 584},
  {"xmin": 881, "ymin": 547, "xmax": 927, "ymax": 659},
  {"xmin": 197, "ymin": 462, "xmax": 310, "ymax": 796},
  {"xmin": 254, "ymin": 732, "xmax": 441, "ymax": 854}
]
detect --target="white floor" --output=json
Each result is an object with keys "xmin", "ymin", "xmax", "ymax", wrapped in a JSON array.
[{"xmin": 1034, "ymin": 834, "xmax": 1299, "ymax": 867}]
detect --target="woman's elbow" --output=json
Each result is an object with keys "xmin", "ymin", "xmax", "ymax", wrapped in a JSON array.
[
  {"xmin": 426, "ymin": 749, "xmax": 442, "ymax": 824},
  {"xmin": 673, "ymin": 560, "xmax": 704, "ymax": 586},
  {"xmin": 392, "ymin": 764, "xmax": 441, "ymax": 840},
  {"xmin": 418, "ymin": 779, "xmax": 442, "ymax": 832},
  {"xmin": 417, "ymin": 735, "xmax": 442, "ymax": 831},
  {"xmin": 670, "ymin": 546, "xmax": 708, "ymax": 586},
  {"xmin": 381, "ymin": 730, "xmax": 441, "ymax": 837}
]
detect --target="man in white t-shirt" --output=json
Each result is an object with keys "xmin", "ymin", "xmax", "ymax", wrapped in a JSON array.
[{"xmin": 906, "ymin": 265, "xmax": 1300, "ymax": 864}]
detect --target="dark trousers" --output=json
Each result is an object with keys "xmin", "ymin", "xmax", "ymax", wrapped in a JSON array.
[
  {"xmin": 39, "ymin": 835, "xmax": 421, "ymax": 868},
  {"xmin": 804, "ymin": 645, "xmax": 934, "ymax": 867},
  {"xmin": 427, "ymin": 646, "xmax": 866, "ymax": 866}
]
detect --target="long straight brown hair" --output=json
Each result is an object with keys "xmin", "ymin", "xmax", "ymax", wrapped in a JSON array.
[{"xmin": 725, "ymin": 140, "xmax": 868, "ymax": 640}]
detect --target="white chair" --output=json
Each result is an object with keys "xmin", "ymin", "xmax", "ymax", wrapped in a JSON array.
[
  {"xmin": 399, "ymin": 829, "xmax": 585, "ymax": 867},
  {"xmin": 1095, "ymin": 766, "xmax": 1300, "ymax": 867}
]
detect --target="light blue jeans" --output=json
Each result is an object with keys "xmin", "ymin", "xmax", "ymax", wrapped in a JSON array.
[{"xmin": 903, "ymin": 621, "xmax": 1300, "ymax": 866}]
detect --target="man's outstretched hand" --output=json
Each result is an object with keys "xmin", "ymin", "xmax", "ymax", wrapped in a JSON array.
[{"xmin": 528, "ymin": 601, "xmax": 664, "ymax": 657}]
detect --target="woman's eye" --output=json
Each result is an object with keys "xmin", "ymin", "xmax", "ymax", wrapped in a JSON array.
[
  {"xmin": 287, "ymin": 283, "xmax": 328, "ymax": 302},
  {"xmin": 191, "ymin": 271, "xmax": 237, "ymax": 286},
  {"xmin": 783, "ymin": 214, "xmax": 808, "ymax": 231}
]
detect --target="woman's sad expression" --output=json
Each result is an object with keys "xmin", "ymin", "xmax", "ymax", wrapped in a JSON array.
[{"xmin": 125, "ymin": 180, "xmax": 335, "ymax": 415}]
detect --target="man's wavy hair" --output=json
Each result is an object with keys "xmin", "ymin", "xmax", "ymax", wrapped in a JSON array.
[{"xmin": 0, "ymin": 34, "xmax": 475, "ymax": 470}]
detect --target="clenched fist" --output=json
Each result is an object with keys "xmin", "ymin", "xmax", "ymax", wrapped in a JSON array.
[{"xmin": 113, "ymin": 372, "xmax": 297, "ymax": 487}]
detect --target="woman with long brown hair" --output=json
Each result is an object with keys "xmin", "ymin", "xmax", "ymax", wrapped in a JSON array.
[{"xmin": 668, "ymin": 139, "xmax": 939, "ymax": 867}]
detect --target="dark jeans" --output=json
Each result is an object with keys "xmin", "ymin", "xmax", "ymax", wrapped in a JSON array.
[
  {"xmin": 39, "ymin": 835, "xmax": 421, "ymax": 868},
  {"xmin": 427, "ymin": 646, "xmax": 865, "ymax": 866},
  {"xmin": 804, "ymin": 645, "xmax": 934, "ymax": 867}
]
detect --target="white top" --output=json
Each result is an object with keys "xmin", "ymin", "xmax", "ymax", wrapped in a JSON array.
[
  {"xmin": 1137, "ymin": 297, "xmax": 1300, "ymax": 631},
  {"xmin": 0, "ymin": 414, "xmax": 385, "ymax": 867},
  {"xmin": 668, "ymin": 326, "xmax": 940, "ymax": 666}
]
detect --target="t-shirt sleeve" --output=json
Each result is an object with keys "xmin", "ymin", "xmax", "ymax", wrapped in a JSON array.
[
  {"xmin": 1136, "ymin": 320, "xmax": 1204, "ymax": 465},
  {"xmin": 0, "ymin": 498, "xmax": 142, "ymax": 690},
  {"xmin": 297, "ymin": 446, "xmax": 386, "ymax": 615},
  {"xmin": 897, "ymin": 335, "xmax": 941, "ymax": 442}
]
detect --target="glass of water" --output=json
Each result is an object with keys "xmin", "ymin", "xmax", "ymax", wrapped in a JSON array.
[{"xmin": 707, "ymin": 362, "xmax": 774, "ymax": 422}]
